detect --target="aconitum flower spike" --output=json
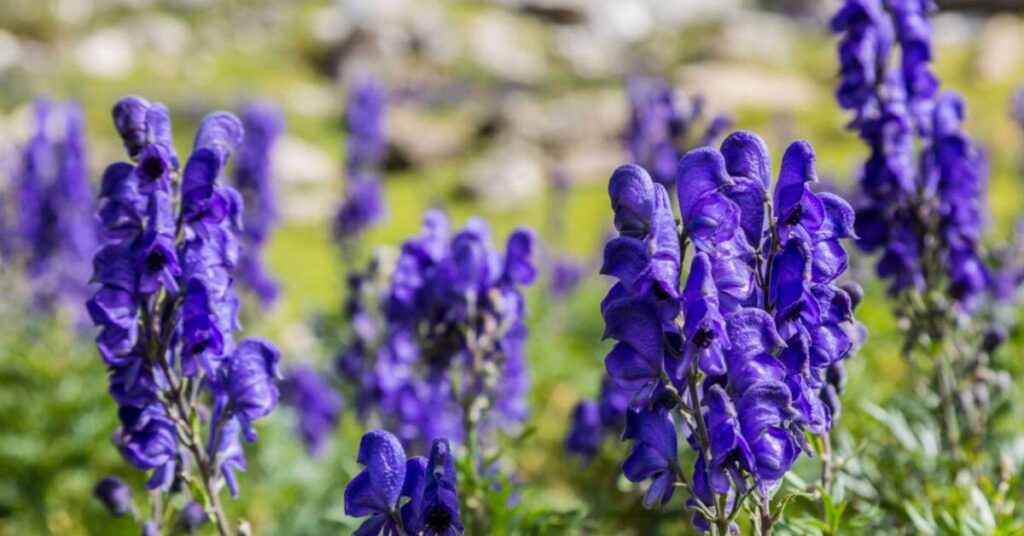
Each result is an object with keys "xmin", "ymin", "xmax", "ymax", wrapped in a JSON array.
[
  {"xmin": 234, "ymin": 101, "xmax": 284, "ymax": 306},
  {"xmin": 281, "ymin": 365, "xmax": 344, "ymax": 455},
  {"xmin": 89, "ymin": 97, "xmax": 283, "ymax": 531},
  {"xmin": 94, "ymin": 476, "xmax": 134, "ymax": 517},
  {"xmin": 597, "ymin": 129, "xmax": 862, "ymax": 530}
]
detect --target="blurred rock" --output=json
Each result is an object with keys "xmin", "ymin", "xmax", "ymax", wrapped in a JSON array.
[
  {"xmin": 552, "ymin": 26, "xmax": 622, "ymax": 78},
  {"xmin": 274, "ymin": 135, "xmax": 336, "ymax": 188},
  {"xmin": 975, "ymin": 15, "xmax": 1023, "ymax": 82},
  {"xmin": 286, "ymin": 83, "xmax": 341, "ymax": 118},
  {"xmin": 461, "ymin": 140, "xmax": 545, "ymax": 209},
  {"xmin": 387, "ymin": 107, "xmax": 475, "ymax": 168},
  {"xmin": 0, "ymin": 31, "xmax": 22, "ymax": 73},
  {"xmin": 469, "ymin": 13, "xmax": 548, "ymax": 84},
  {"xmin": 678, "ymin": 62, "xmax": 820, "ymax": 112},
  {"xmin": 719, "ymin": 12, "xmax": 798, "ymax": 64},
  {"xmin": 75, "ymin": 28, "xmax": 134, "ymax": 79},
  {"xmin": 503, "ymin": 90, "xmax": 626, "ymax": 148}
]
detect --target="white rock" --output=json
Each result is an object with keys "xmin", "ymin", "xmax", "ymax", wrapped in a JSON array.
[
  {"xmin": 678, "ymin": 62, "xmax": 821, "ymax": 112},
  {"xmin": 273, "ymin": 135, "xmax": 337, "ymax": 188},
  {"xmin": 75, "ymin": 28, "xmax": 135, "ymax": 79},
  {"xmin": 469, "ymin": 13, "xmax": 547, "ymax": 83},
  {"xmin": 975, "ymin": 15, "xmax": 1023, "ymax": 83},
  {"xmin": 463, "ymin": 140, "xmax": 545, "ymax": 210},
  {"xmin": 0, "ymin": 30, "xmax": 22, "ymax": 73}
]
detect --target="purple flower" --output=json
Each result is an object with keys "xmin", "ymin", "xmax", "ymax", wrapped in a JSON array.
[
  {"xmin": 622, "ymin": 406, "xmax": 678, "ymax": 509},
  {"xmin": 625, "ymin": 77, "xmax": 731, "ymax": 187},
  {"xmin": 282, "ymin": 366, "xmax": 344, "ymax": 455},
  {"xmin": 336, "ymin": 79, "xmax": 388, "ymax": 242},
  {"xmin": 15, "ymin": 99, "xmax": 98, "ymax": 311},
  {"xmin": 598, "ymin": 130, "xmax": 862, "ymax": 528},
  {"xmin": 344, "ymin": 430, "xmax": 457, "ymax": 536},
  {"xmin": 234, "ymin": 100, "xmax": 284, "ymax": 306},
  {"xmin": 177, "ymin": 502, "xmax": 208, "ymax": 534},
  {"xmin": 218, "ymin": 339, "xmax": 282, "ymax": 441},
  {"xmin": 416, "ymin": 438, "xmax": 463, "ymax": 536},
  {"xmin": 565, "ymin": 401, "xmax": 602, "ymax": 460},
  {"xmin": 339, "ymin": 211, "xmax": 535, "ymax": 451},
  {"xmin": 88, "ymin": 96, "xmax": 283, "ymax": 520},
  {"xmin": 94, "ymin": 476, "xmax": 134, "ymax": 517}
]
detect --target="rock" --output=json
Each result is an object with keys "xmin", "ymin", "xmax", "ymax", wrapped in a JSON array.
[
  {"xmin": 502, "ymin": 90, "xmax": 627, "ymax": 147},
  {"xmin": 387, "ymin": 106, "xmax": 476, "ymax": 168},
  {"xmin": 469, "ymin": 12, "xmax": 548, "ymax": 84},
  {"xmin": 677, "ymin": 62, "xmax": 820, "ymax": 112},
  {"xmin": 272, "ymin": 135, "xmax": 338, "ymax": 224},
  {"xmin": 461, "ymin": 140, "xmax": 545, "ymax": 209},
  {"xmin": 718, "ymin": 12, "xmax": 798, "ymax": 65},
  {"xmin": 75, "ymin": 28, "xmax": 135, "ymax": 79},
  {"xmin": 0, "ymin": 30, "xmax": 22, "ymax": 73},
  {"xmin": 975, "ymin": 15, "xmax": 1023, "ymax": 82}
]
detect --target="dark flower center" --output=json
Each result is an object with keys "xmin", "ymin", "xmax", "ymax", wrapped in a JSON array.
[
  {"xmin": 784, "ymin": 204, "xmax": 803, "ymax": 225},
  {"xmin": 145, "ymin": 251, "xmax": 168, "ymax": 272},
  {"xmin": 783, "ymin": 301, "xmax": 805, "ymax": 322},
  {"xmin": 692, "ymin": 327, "xmax": 715, "ymax": 349},
  {"xmin": 142, "ymin": 156, "xmax": 165, "ymax": 180},
  {"xmin": 424, "ymin": 505, "xmax": 453, "ymax": 531}
]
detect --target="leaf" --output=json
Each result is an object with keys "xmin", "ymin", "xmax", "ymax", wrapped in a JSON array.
[
  {"xmin": 904, "ymin": 502, "xmax": 936, "ymax": 535},
  {"xmin": 970, "ymin": 487, "xmax": 997, "ymax": 530}
]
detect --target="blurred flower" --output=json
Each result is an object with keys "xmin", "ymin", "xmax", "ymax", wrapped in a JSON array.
[
  {"xmin": 93, "ymin": 476, "xmax": 133, "ymax": 517},
  {"xmin": 281, "ymin": 365, "xmax": 344, "ymax": 455},
  {"xmin": 177, "ymin": 502, "xmax": 208, "ymax": 534},
  {"xmin": 233, "ymin": 100, "xmax": 284, "ymax": 307},
  {"xmin": 335, "ymin": 79, "xmax": 388, "ymax": 244},
  {"xmin": 624, "ymin": 77, "xmax": 731, "ymax": 188},
  {"xmin": 14, "ymin": 99, "xmax": 98, "ymax": 312}
]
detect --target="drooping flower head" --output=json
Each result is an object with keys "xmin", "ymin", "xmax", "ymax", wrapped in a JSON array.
[
  {"xmin": 337, "ymin": 211, "xmax": 536, "ymax": 452},
  {"xmin": 344, "ymin": 430, "xmax": 459, "ymax": 536},
  {"xmin": 597, "ymin": 130, "xmax": 862, "ymax": 531},
  {"xmin": 88, "ymin": 96, "xmax": 282, "ymax": 512}
]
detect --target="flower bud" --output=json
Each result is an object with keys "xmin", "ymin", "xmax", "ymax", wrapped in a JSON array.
[{"xmin": 93, "ymin": 476, "xmax": 133, "ymax": 517}]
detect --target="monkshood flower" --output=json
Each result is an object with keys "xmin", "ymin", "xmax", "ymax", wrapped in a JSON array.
[
  {"xmin": 336, "ymin": 211, "xmax": 536, "ymax": 452},
  {"xmin": 233, "ymin": 100, "xmax": 283, "ymax": 306},
  {"xmin": 565, "ymin": 378, "xmax": 631, "ymax": 460},
  {"xmin": 15, "ymin": 99, "xmax": 98, "ymax": 312},
  {"xmin": 87, "ymin": 96, "xmax": 282, "ymax": 536},
  {"xmin": 336, "ymin": 79, "xmax": 388, "ymax": 243},
  {"xmin": 93, "ymin": 476, "xmax": 134, "ymax": 517},
  {"xmin": 345, "ymin": 429, "xmax": 462, "ymax": 536},
  {"xmin": 625, "ymin": 76, "xmax": 732, "ymax": 187},
  {"xmin": 833, "ymin": 0, "xmax": 992, "ymax": 313},
  {"xmin": 598, "ymin": 130, "xmax": 861, "ymax": 534},
  {"xmin": 281, "ymin": 365, "xmax": 344, "ymax": 455}
]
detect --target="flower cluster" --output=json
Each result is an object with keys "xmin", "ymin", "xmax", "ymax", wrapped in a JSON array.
[
  {"xmin": 233, "ymin": 100, "xmax": 284, "ymax": 307},
  {"xmin": 13, "ymin": 99, "xmax": 97, "ymax": 311},
  {"xmin": 345, "ymin": 429, "xmax": 463, "ymax": 536},
  {"xmin": 335, "ymin": 79, "xmax": 388, "ymax": 243},
  {"xmin": 281, "ymin": 365, "xmax": 344, "ymax": 455},
  {"xmin": 336, "ymin": 211, "xmax": 536, "ymax": 452},
  {"xmin": 88, "ymin": 96, "xmax": 281, "ymax": 534},
  {"xmin": 625, "ymin": 77, "xmax": 732, "ymax": 188},
  {"xmin": 833, "ymin": 0, "xmax": 989, "ymax": 311},
  {"xmin": 599, "ymin": 131, "xmax": 862, "ymax": 532}
]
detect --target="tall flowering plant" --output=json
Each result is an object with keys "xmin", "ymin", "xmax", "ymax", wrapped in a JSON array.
[
  {"xmin": 334, "ymin": 210, "xmax": 535, "ymax": 532},
  {"xmin": 625, "ymin": 77, "xmax": 732, "ymax": 188},
  {"xmin": 233, "ymin": 100, "xmax": 284, "ymax": 308},
  {"xmin": 335, "ymin": 79, "xmax": 387, "ymax": 247},
  {"xmin": 87, "ymin": 96, "xmax": 282, "ymax": 535},
  {"xmin": 599, "ymin": 130, "xmax": 862, "ymax": 534},
  {"xmin": 13, "ymin": 99, "xmax": 97, "ymax": 312},
  {"xmin": 833, "ymin": 0, "xmax": 1022, "ymax": 448}
]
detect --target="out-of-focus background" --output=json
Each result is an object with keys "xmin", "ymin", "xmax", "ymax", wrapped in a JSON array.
[{"xmin": 2, "ymin": 0, "xmax": 1024, "ymax": 534}]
